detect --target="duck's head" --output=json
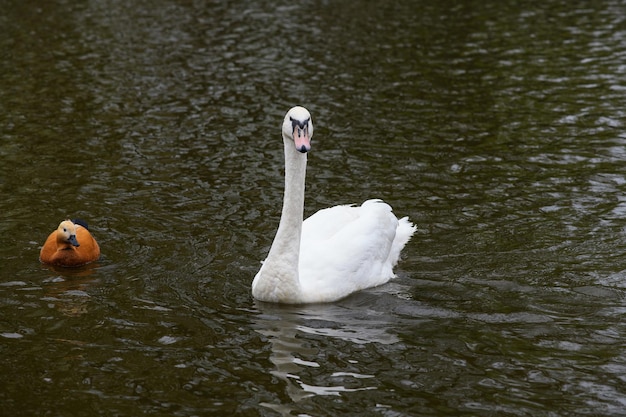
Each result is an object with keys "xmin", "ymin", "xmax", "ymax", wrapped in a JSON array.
[
  {"xmin": 282, "ymin": 106, "xmax": 313, "ymax": 153},
  {"xmin": 57, "ymin": 220, "xmax": 80, "ymax": 247}
]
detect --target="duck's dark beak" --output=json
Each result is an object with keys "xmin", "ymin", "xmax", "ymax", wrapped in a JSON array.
[{"xmin": 68, "ymin": 234, "xmax": 80, "ymax": 247}]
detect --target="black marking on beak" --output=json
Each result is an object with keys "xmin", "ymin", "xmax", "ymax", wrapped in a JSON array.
[{"xmin": 290, "ymin": 116, "xmax": 310, "ymax": 132}]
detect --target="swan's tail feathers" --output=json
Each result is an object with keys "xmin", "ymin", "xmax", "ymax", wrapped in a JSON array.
[{"xmin": 388, "ymin": 216, "xmax": 417, "ymax": 268}]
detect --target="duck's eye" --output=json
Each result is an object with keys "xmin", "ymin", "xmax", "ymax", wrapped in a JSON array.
[{"xmin": 63, "ymin": 228, "xmax": 67, "ymax": 232}]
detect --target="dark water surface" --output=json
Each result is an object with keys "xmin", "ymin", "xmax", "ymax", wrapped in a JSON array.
[{"xmin": 2, "ymin": 0, "xmax": 626, "ymax": 415}]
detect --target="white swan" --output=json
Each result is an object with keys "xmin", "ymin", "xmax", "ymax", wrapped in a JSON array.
[{"xmin": 252, "ymin": 106, "xmax": 416, "ymax": 304}]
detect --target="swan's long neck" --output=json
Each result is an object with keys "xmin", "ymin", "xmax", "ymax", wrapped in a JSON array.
[
  {"xmin": 253, "ymin": 134, "xmax": 307, "ymax": 302},
  {"xmin": 272, "ymin": 135, "xmax": 307, "ymax": 261}
]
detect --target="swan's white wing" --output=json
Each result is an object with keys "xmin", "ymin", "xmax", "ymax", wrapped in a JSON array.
[
  {"xmin": 298, "ymin": 200, "xmax": 400, "ymax": 302},
  {"xmin": 301, "ymin": 204, "xmax": 359, "ymax": 241}
]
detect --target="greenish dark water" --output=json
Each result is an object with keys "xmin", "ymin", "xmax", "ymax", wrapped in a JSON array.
[{"xmin": 2, "ymin": 0, "xmax": 626, "ymax": 415}]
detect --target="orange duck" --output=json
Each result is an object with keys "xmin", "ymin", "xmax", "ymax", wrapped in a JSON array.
[{"xmin": 40, "ymin": 219, "xmax": 100, "ymax": 267}]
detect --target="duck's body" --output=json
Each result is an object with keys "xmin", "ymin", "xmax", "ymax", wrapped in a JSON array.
[
  {"xmin": 40, "ymin": 220, "xmax": 100, "ymax": 267},
  {"xmin": 252, "ymin": 106, "xmax": 416, "ymax": 304}
]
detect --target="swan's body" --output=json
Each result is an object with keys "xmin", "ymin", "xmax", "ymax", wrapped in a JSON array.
[
  {"xmin": 252, "ymin": 106, "xmax": 416, "ymax": 304},
  {"xmin": 40, "ymin": 219, "xmax": 100, "ymax": 267}
]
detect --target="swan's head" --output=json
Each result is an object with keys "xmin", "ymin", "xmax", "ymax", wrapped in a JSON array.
[
  {"xmin": 57, "ymin": 220, "xmax": 80, "ymax": 247},
  {"xmin": 283, "ymin": 106, "xmax": 313, "ymax": 153}
]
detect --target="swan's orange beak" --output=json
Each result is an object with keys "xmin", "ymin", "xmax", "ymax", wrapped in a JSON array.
[{"xmin": 293, "ymin": 125, "xmax": 311, "ymax": 153}]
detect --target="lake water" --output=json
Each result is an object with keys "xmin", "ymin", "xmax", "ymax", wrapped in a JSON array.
[{"xmin": 2, "ymin": 0, "xmax": 626, "ymax": 415}]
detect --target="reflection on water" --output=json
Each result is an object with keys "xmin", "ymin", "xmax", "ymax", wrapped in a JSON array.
[
  {"xmin": 253, "ymin": 301, "xmax": 398, "ymax": 411},
  {"xmin": 2, "ymin": 0, "xmax": 626, "ymax": 415},
  {"xmin": 40, "ymin": 265, "xmax": 100, "ymax": 317}
]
